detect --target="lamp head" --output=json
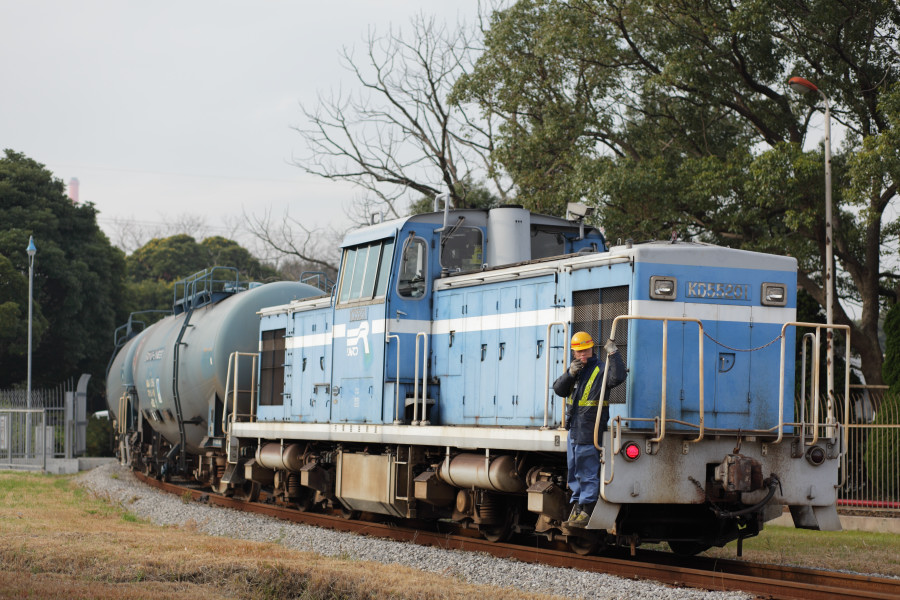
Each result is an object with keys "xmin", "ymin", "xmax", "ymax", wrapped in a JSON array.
[
  {"xmin": 26, "ymin": 236, "xmax": 36, "ymax": 257},
  {"xmin": 788, "ymin": 76, "xmax": 819, "ymax": 95}
]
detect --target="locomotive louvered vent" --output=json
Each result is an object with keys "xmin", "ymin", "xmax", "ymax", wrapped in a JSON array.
[
  {"xmin": 260, "ymin": 328, "xmax": 286, "ymax": 407},
  {"xmin": 600, "ymin": 286, "xmax": 628, "ymax": 404},
  {"xmin": 572, "ymin": 289, "xmax": 601, "ymax": 344},
  {"xmin": 572, "ymin": 287, "xmax": 628, "ymax": 405}
]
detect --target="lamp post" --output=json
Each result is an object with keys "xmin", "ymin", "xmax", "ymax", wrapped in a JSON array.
[
  {"xmin": 788, "ymin": 76, "xmax": 834, "ymax": 412},
  {"xmin": 26, "ymin": 236, "xmax": 36, "ymax": 456}
]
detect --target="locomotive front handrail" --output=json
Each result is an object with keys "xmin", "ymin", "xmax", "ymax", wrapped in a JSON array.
[
  {"xmin": 594, "ymin": 315, "xmax": 705, "ymax": 452},
  {"xmin": 776, "ymin": 322, "xmax": 851, "ymax": 450},
  {"xmin": 542, "ymin": 321, "xmax": 569, "ymax": 429},
  {"xmin": 799, "ymin": 332, "xmax": 818, "ymax": 447}
]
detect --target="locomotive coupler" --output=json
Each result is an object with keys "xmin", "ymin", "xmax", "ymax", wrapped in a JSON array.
[{"xmin": 713, "ymin": 453, "xmax": 762, "ymax": 493}]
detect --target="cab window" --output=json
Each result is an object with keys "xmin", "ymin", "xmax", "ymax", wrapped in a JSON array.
[
  {"xmin": 440, "ymin": 226, "xmax": 483, "ymax": 273},
  {"xmin": 398, "ymin": 236, "xmax": 427, "ymax": 298},
  {"xmin": 337, "ymin": 239, "xmax": 395, "ymax": 304}
]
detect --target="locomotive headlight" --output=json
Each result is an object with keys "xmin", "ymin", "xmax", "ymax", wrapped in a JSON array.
[
  {"xmin": 805, "ymin": 445, "xmax": 827, "ymax": 466},
  {"xmin": 622, "ymin": 441, "xmax": 641, "ymax": 461},
  {"xmin": 761, "ymin": 282, "xmax": 787, "ymax": 306},
  {"xmin": 650, "ymin": 276, "xmax": 677, "ymax": 300}
]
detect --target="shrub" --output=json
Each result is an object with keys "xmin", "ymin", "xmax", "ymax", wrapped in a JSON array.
[{"xmin": 85, "ymin": 416, "xmax": 114, "ymax": 457}]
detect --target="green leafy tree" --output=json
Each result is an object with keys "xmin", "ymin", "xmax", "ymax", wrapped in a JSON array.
[
  {"xmin": 456, "ymin": 0, "xmax": 900, "ymax": 385},
  {"xmin": 124, "ymin": 234, "xmax": 281, "ymax": 313},
  {"xmin": 0, "ymin": 150, "xmax": 126, "ymax": 388}
]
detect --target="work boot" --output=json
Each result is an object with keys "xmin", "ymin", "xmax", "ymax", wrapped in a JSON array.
[
  {"xmin": 565, "ymin": 509, "xmax": 590, "ymax": 528},
  {"xmin": 567, "ymin": 503, "xmax": 582, "ymax": 522},
  {"xmin": 565, "ymin": 501, "xmax": 595, "ymax": 528}
]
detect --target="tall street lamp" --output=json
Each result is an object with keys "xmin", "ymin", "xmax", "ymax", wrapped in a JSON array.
[
  {"xmin": 788, "ymin": 76, "xmax": 835, "ymax": 412},
  {"xmin": 26, "ymin": 236, "xmax": 36, "ymax": 456}
]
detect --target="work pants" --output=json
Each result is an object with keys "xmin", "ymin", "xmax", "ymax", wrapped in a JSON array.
[{"xmin": 567, "ymin": 434, "xmax": 601, "ymax": 505}]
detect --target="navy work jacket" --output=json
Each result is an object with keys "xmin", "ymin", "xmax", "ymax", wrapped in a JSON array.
[{"xmin": 553, "ymin": 352, "xmax": 627, "ymax": 445}]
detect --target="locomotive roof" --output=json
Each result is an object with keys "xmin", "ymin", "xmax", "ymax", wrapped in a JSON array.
[
  {"xmin": 340, "ymin": 208, "xmax": 598, "ymax": 248},
  {"xmin": 612, "ymin": 240, "xmax": 798, "ymax": 271}
]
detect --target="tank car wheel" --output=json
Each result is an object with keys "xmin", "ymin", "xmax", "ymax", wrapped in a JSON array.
[{"xmin": 667, "ymin": 540, "xmax": 711, "ymax": 556}]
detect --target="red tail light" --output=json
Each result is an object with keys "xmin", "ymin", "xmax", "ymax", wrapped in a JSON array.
[{"xmin": 623, "ymin": 441, "xmax": 641, "ymax": 461}]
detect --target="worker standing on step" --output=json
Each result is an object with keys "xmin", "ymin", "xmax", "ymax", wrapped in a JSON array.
[{"xmin": 553, "ymin": 331, "xmax": 627, "ymax": 528}]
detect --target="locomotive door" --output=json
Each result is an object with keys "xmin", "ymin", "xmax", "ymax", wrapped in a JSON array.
[
  {"xmin": 290, "ymin": 310, "xmax": 332, "ymax": 423},
  {"xmin": 478, "ymin": 289, "xmax": 500, "ymax": 421},
  {"xmin": 496, "ymin": 286, "xmax": 519, "ymax": 423},
  {"xmin": 330, "ymin": 238, "xmax": 395, "ymax": 423},
  {"xmin": 711, "ymin": 306, "xmax": 752, "ymax": 424},
  {"xmin": 513, "ymin": 280, "xmax": 559, "ymax": 424},
  {"xmin": 681, "ymin": 306, "xmax": 752, "ymax": 427},
  {"xmin": 462, "ymin": 290, "xmax": 484, "ymax": 419}
]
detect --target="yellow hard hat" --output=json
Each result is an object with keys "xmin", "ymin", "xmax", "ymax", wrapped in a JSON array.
[{"xmin": 571, "ymin": 331, "xmax": 594, "ymax": 351}]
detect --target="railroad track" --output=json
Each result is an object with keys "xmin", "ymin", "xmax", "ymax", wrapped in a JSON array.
[{"xmin": 135, "ymin": 472, "xmax": 899, "ymax": 600}]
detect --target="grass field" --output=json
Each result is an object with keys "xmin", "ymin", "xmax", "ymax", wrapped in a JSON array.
[
  {"xmin": 1, "ymin": 470, "xmax": 898, "ymax": 599},
  {"xmin": 0, "ymin": 471, "xmax": 553, "ymax": 600}
]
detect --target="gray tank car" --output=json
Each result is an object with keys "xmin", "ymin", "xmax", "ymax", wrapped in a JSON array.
[{"xmin": 106, "ymin": 268, "xmax": 322, "ymax": 483}]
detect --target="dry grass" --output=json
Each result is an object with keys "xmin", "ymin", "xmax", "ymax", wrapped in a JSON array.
[
  {"xmin": 702, "ymin": 524, "xmax": 900, "ymax": 576},
  {"xmin": 0, "ymin": 471, "xmax": 555, "ymax": 600}
]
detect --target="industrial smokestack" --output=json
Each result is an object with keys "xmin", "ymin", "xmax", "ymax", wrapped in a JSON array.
[{"xmin": 68, "ymin": 177, "xmax": 80, "ymax": 204}]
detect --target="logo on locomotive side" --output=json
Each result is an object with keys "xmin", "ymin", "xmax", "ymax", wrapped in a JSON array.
[
  {"xmin": 346, "ymin": 321, "xmax": 370, "ymax": 356},
  {"xmin": 686, "ymin": 282, "xmax": 751, "ymax": 300}
]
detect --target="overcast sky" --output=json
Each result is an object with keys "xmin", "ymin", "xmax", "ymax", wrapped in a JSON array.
[{"xmin": 0, "ymin": 1, "xmax": 482, "ymax": 251}]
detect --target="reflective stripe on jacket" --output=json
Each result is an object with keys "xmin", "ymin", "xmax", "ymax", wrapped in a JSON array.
[{"xmin": 553, "ymin": 352, "xmax": 627, "ymax": 445}]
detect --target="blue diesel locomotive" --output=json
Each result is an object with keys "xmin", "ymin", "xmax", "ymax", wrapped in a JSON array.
[{"xmin": 107, "ymin": 203, "xmax": 846, "ymax": 555}]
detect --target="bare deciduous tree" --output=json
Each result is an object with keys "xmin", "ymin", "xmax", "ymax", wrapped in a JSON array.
[
  {"xmin": 242, "ymin": 206, "xmax": 342, "ymax": 283},
  {"xmin": 292, "ymin": 12, "xmax": 510, "ymax": 221}
]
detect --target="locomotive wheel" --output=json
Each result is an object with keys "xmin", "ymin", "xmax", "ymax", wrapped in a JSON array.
[
  {"xmin": 233, "ymin": 481, "xmax": 261, "ymax": 502},
  {"xmin": 290, "ymin": 488, "xmax": 316, "ymax": 512},
  {"xmin": 667, "ymin": 540, "xmax": 711, "ymax": 556},
  {"xmin": 567, "ymin": 532, "xmax": 605, "ymax": 556},
  {"xmin": 567, "ymin": 536, "xmax": 597, "ymax": 556},
  {"xmin": 340, "ymin": 506, "xmax": 362, "ymax": 520},
  {"xmin": 480, "ymin": 506, "xmax": 517, "ymax": 543},
  {"xmin": 481, "ymin": 521, "xmax": 513, "ymax": 543}
]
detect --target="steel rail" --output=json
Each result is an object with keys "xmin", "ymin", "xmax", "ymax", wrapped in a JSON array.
[{"xmin": 134, "ymin": 472, "xmax": 899, "ymax": 600}]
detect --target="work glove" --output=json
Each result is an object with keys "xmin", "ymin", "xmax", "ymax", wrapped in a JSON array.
[
  {"xmin": 568, "ymin": 358, "xmax": 584, "ymax": 377},
  {"xmin": 604, "ymin": 338, "xmax": 618, "ymax": 355}
]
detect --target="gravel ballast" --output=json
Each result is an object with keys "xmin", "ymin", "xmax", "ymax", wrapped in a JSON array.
[{"xmin": 77, "ymin": 462, "xmax": 751, "ymax": 600}]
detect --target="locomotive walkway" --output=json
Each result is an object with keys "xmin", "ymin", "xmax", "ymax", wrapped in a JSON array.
[{"xmin": 136, "ymin": 471, "xmax": 900, "ymax": 600}]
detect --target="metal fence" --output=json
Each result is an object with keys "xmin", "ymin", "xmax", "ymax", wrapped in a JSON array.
[
  {"xmin": 0, "ymin": 376, "xmax": 89, "ymax": 470},
  {"xmin": 830, "ymin": 385, "xmax": 900, "ymax": 514}
]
